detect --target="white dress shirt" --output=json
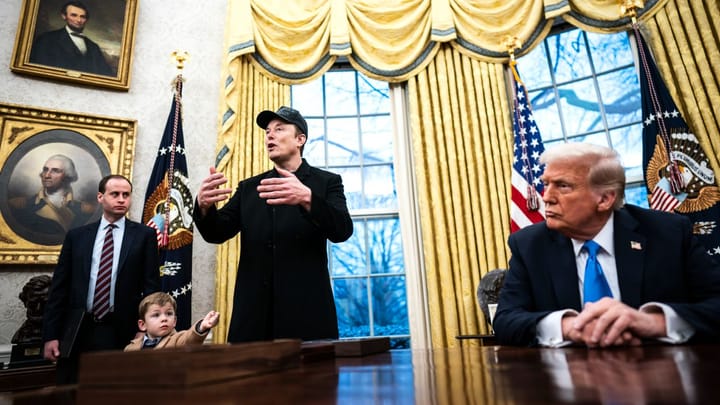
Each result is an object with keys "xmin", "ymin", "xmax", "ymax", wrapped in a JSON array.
[
  {"xmin": 86, "ymin": 217, "xmax": 126, "ymax": 312},
  {"xmin": 536, "ymin": 212, "xmax": 694, "ymax": 347}
]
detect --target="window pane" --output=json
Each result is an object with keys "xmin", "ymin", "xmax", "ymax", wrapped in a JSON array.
[
  {"xmin": 292, "ymin": 80, "xmax": 324, "ymax": 116},
  {"xmin": 518, "ymin": 42, "xmax": 552, "ymax": 89},
  {"xmin": 292, "ymin": 69, "xmax": 409, "ymax": 346},
  {"xmin": 547, "ymin": 30, "xmax": 591, "ymax": 84},
  {"xmin": 333, "ymin": 166, "xmax": 362, "ymax": 210},
  {"xmin": 598, "ymin": 68, "xmax": 641, "ymax": 127},
  {"xmin": 331, "ymin": 219, "xmax": 366, "ymax": 277},
  {"xmin": 372, "ymin": 276, "xmax": 409, "ymax": 336},
  {"xmin": 358, "ymin": 76, "xmax": 390, "ymax": 115},
  {"xmin": 326, "ymin": 71, "xmax": 358, "ymax": 116},
  {"xmin": 565, "ymin": 131, "xmax": 609, "ymax": 146},
  {"xmin": 364, "ymin": 165, "xmax": 397, "ymax": 210},
  {"xmin": 334, "ymin": 278, "xmax": 370, "ymax": 337},
  {"xmin": 587, "ymin": 31, "xmax": 634, "ymax": 74},
  {"xmin": 518, "ymin": 27, "xmax": 644, "ymax": 201},
  {"xmin": 558, "ymin": 79, "xmax": 602, "ymax": 135},
  {"xmin": 610, "ymin": 124, "xmax": 644, "ymax": 180},
  {"xmin": 327, "ymin": 117, "xmax": 360, "ymax": 165},
  {"xmin": 625, "ymin": 184, "xmax": 649, "ymax": 208},
  {"xmin": 361, "ymin": 115, "xmax": 393, "ymax": 163},
  {"xmin": 304, "ymin": 118, "xmax": 326, "ymax": 164},
  {"xmin": 367, "ymin": 217, "xmax": 403, "ymax": 275},
  {"xmin": 528, "ymin": 89, "xmax": 563, "ymax": 141}
]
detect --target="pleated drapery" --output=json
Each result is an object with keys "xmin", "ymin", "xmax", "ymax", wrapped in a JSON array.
[
  {"xmin": 211, "ymin": 0, "xmax": 719, "ymax": 346},
  {"xmin": 224, "ymin": 0, "xmax": 666, "ymax": 84},
  {"xmin": 407, "ymin": 47, "xmax": 514, "ymax": 344}
]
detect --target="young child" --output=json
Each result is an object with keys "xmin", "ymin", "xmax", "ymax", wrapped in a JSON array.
[{"xmin": 124, "ymin": 292, "xmax": 219, "ymax": 351}]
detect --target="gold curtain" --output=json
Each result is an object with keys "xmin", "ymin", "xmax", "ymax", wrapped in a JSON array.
[
  {"xmin": 407, "ymin": 46, "xmax": 514, "ymax": 343},
  {"xmin": 211, "ymin": 56, "xmax": 290, "ymax": 343},
  {"xmin": 212, "ymin": 0, "xmax": 715, "ymax": 346}
]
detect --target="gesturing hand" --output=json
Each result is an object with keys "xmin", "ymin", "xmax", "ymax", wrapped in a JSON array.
[
  {"xmin": 257, "ymin": 167, "xmax": 311, "ymax": 210},
  {"xmin": 197, "ymin": 167, "xmax": 233, "ymax": 214}
]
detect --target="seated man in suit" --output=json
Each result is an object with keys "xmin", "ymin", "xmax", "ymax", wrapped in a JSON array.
[{"xmin": 493, "ymin": 142, "xmax": 720, "ymax": 347}]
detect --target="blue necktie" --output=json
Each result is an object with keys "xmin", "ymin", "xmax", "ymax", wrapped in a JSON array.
[
  {"xmin": 142, "ymin": 337, "xmax": 161, "ymax": 349},
  {"xmin": 582, "ymin": 240, "xmax": 613, "ymax": 304}
]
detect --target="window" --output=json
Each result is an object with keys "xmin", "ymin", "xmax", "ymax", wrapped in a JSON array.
[
  {"xmin": 516, "ymin": 26, "xmax": 648, "ymax": 207},
  {"xmin": 291, "ymin": 68, "xmax": 410, "ymax": 348}
]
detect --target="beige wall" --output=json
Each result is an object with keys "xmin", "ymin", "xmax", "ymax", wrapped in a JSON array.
[{"xmin": 0, "ymin": 1, "xmax": 227, "ymax": 344}]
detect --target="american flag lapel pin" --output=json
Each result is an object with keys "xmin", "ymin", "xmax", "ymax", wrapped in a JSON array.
[{"xmin": 630, "ymin": 241, "xmax": 642, "ymax": 250}]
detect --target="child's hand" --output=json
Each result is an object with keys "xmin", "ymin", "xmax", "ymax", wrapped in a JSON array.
[{"xmin": 201, "ymin": 310, "xmax": 220, "ymax": 332}]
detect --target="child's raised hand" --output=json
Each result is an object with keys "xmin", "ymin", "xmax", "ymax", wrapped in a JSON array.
[{"xmin": 201, "ymin": 310, "xmax": 220, "ymax": 332}]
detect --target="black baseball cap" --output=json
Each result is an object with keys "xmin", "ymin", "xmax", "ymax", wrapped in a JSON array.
[{"xmin": 256, "ymin": 106, "xmax": 308, "ymax": 136}]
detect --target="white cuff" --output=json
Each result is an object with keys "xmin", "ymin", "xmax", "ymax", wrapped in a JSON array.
[
  {"xmin": 536, "ymin": 310, "xmax": 578, "ymax": 347},
  {"xmin": 640, "ymin": 302, "xmax": 695, "ymax": 343}
]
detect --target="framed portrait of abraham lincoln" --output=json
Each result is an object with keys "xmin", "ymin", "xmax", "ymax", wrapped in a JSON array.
[
  {"xmin": 0, "ymin": 102, "xmax": 137, "ymax": 265},
  {"xmin": 10, "ymin": 0, "xmax": 139, "ymax": 91}
]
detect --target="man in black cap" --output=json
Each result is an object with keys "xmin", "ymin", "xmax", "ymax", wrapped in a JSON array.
[{"xmin": 193, "ymin": 106, "xmax": 353, "ymax": 343}]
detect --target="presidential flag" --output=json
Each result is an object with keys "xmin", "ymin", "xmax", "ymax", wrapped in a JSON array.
[
  {"xmin": 143, "ymin": 75, "xmax": 194, "ymax": 328},
  {"xmin": 510, "ymin": 63, "xmax": 546, "ymax": 233},
  {"xmin": 636, "ymin": 25, "xmax": 720, "ymax": 257}
]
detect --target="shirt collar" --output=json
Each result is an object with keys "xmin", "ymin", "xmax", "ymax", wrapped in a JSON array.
[
  {"xmin": 571, "ymin": 211, "xmax": 615, "ymax": 256},
  {"xmin": 65, "ymin": 26, "xmax": 83, "ymax": 36},
  {"xmin": 100, "ymin": 216, "xmax": 126, "ymax": 230}
]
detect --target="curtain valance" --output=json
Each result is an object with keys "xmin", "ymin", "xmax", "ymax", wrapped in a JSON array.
[{"xmin": 225, "ymin": 0, "xmax": 667, "ymax": 84}]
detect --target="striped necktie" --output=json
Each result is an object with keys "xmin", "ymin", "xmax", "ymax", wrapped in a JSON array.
[{"xmin": 92, "ymin": 224, "xmax": 116, "ymax": 319}]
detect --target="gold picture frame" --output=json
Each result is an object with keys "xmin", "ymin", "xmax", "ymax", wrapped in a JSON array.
[
  {"xmin": 10, "ymin": 0, "xmax": 138, "ymax": 91},
  {"xmin": 0, "ymin": 102, "xmax": 137, "ymax": 264}
]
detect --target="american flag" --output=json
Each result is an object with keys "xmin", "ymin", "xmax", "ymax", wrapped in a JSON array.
[
  {"xmin": 510, "ymin": 64, "xmax": 546, "ymax": 233},
  {"xmin": 637, "ymin": 24, "xmax": 720, "ymax": 257}
]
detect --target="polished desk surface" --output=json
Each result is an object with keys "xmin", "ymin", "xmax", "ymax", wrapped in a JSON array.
[{"xmin": 4, "ymin": 343, "xmax": 719, "ymax": 404}]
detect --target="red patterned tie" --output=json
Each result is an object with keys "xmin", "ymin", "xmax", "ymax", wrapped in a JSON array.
[{"xmin": 93, "ymin": 224, "xmax": 116, "ymax": 319}]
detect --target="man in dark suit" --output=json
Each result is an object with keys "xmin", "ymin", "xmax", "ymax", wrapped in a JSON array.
[
  {"xmin": 42, "ymin": 175, "xmax": 160, "ymax": 384},
  {"xmin": 29, "ymin": 1, "xmax": 114, "ymax": 76},
  {"xmin": 494, "ymin": 143, "xmax": 720, "ymax": 347},
  {"xmin": 194, "ymin": 106, "xmax": 353, "ymax": 343}
]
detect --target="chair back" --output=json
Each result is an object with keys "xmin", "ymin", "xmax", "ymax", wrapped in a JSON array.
[{"xmin": 477, "ymin": 269, "xmax": 507, "ymax": 326}]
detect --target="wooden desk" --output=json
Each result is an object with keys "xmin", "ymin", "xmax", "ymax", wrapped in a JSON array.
[
  {"xmin": 455, "ymin": 334, "xmax": 497, "ymax": 346},
  {"xmin": 0, "ymin": 364, "xmax": 55, "ymax": 392},
  {"xmin": 4, "ymin": 344, "xmax": 720, "ymax": 404}
]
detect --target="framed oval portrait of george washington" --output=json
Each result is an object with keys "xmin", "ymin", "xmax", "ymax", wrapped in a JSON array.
[
  {"xmin": 1, "ymin": 130, "xmax": 108, "ymax": 246},
  {"xmin": 0, "ymin": 102, "xmax": 137, "ymax": 264}
]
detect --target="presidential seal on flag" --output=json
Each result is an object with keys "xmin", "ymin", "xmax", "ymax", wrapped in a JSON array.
[
  {"xmin": 143, "ymin": 171, "xmax": 194, "ymax": 250},
  {"xmin": 645, "ymin": 131, "xmax": 720, "ymax": 215}
]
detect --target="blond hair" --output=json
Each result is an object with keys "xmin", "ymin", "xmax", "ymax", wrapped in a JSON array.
[{"xmin": 138, "ymin": 292, "xmax": 176, "ymax": 319}]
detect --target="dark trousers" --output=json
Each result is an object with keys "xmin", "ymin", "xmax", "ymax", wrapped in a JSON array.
[{"xmin": 55, "ymin": 314, "xmax": 122, "ymax": 385}]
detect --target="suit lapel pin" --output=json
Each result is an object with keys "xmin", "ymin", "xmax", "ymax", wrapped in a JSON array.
[{"xmin": 630, "ymin": 241, "xmax": 642, "ymax": 250}]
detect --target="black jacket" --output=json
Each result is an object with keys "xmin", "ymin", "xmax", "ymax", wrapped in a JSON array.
[{"xmin": 194, "ymin": 159, "xmax": 353, "ymax": 342}]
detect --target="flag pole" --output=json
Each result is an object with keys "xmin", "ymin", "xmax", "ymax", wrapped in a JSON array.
[
  {"xmin": 157, "ymin": 51, "xmax": 190, "ymax": 248},
  {"xmin": 506, "ymin": 36, "xmax": 540, "ymax": 212}
]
